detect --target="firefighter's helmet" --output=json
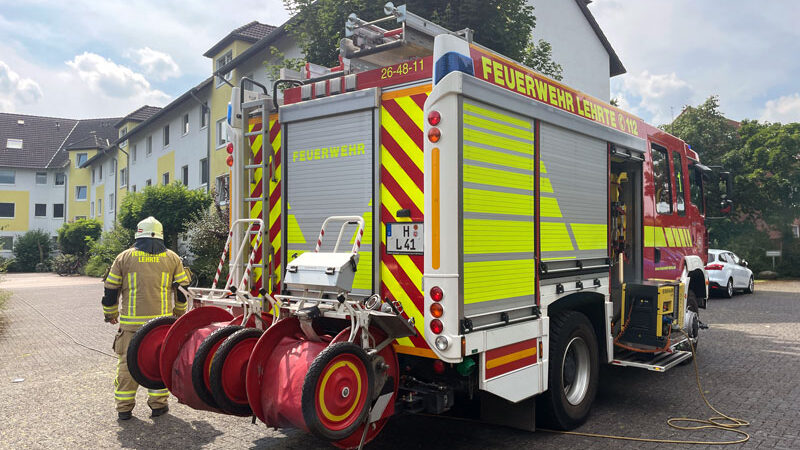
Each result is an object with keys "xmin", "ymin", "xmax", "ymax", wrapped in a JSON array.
[{"xmin": 135, "ymin": 216, "xmax": 164, "ymax": 240}]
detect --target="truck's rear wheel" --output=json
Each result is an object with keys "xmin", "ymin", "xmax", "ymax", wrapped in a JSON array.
[{"xmin": 538, "ymin": 311, "xmax": 598, "ymax": 430}]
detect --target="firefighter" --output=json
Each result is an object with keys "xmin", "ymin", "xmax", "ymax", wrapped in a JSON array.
[{"xmin": 101, "ymin": 216, "xmax": 190, "ymax": 420}]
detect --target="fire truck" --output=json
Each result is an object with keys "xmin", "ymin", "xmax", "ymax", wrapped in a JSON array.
[{"xmin": 127, "ymin": 4, "xmax": 730, "ymax": 448}]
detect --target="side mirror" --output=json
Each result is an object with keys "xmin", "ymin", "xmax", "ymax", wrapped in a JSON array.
[
  {"xmin": 742, "ymin": 260, "xmax": 749, "ymax": 268},
  {"xmin": 718, "ymin": 171, "xmax": 734, "ymax": 214}
]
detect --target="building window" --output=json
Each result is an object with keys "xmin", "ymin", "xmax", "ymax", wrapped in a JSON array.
[
  {"xmin": 75, "ymin": 186, "xmax": 87, "ymax": 200},
  {"xmin": 108, "ymin": 193, "xmax": 114, "ymax": 212},
  {"xmin": 120, "ymin": 168, "xmax": 127, "ymax": 187},
  {"xmin": 36, "ymin": 172, "xmax": 47, "ymax": 184},
  {"xmin": 200, "ymin": 158, "xmax": 209, "ymax": 185},
  {"xmin": 215, "ymin": 174, "xmax": 230, "ymax": 204},
  {"xmin": 75, "ymin": 216, "xmax": 87, "ymax": 220},
  {"xmin": 0, "ymin": 203, "xmax": 15, "ymax": 218},
  {"xmin": 162, "ymin": 172, "xmax": 170, "ymax": 185},
  {"xmin": 53, "ymin": 204, "xmax": 64, "ymax": 218},
  {"xmin": 146, "ymin": 135, "xmax": 153, "ymax": 156},
  {"xmin": 183, "ymin": 114, "xmax": 190, "ymax": 135},
  {"xmin": 34, "ymin": 204, "xmax": 46, "ymax": 217},
  {"xmin": 201, "ymin": 103, "xmax": 209, "ymax": 128},
  {"xmin": 216, "ymin": 118, "xmax": 226, "ymax": 147},
  {"xmin": 97, "ymin": 199, "xmax": 102, "ymax": 216},
  {"xmin": 92, "ymin": 168, "xmax": 96, "ymax": 184},
  {"xmin": 55, "ymin": 172, "xmax": 65, "ymax": 186},
  {"xmin": 216, "ymin": 50, "xmax": 233, "ymax": 86},
  {"xmin": 6, "ymin": 138, "xmax": 22, "ymax": 149},
  {"xmin": 793, "ymin": 224, "xmax": 800, "ymax": 239},
  {"xmin": 99, "ymin": 164, "xmax": 103, "ymax": 181},
  {"xmin": 132, "ymin": 144, "xmax": 137, "ymax": 162},
  {"xmin": 119, "ymin": 127, "xmax": 128, "ymax": 148},
  {"xmin": 181, "ymin": 165, "xmax": 189, "ymax": 186},
  {"xmin": 242, "ymin": 72, "xmax": 255, "ymax": 91},
  {"xmin": 132, "ymin": 185, "xmax": 137, "ymax": 193},
  {"xmin": 90, "ymin": 201, "xmax": 95, "ymax": 217},
  {"xmin": 145, "ymin": 179, "xmax": 152, "ymax": 187},
  {"xmin": 77, "ymin": 153, "xmax": 88, "ymax": 166},
  {"xmin": 0, "ymin": 236, "xmax": 12, "ymax": 251},
  {"xmin": 0, "ymin": 168, "xmax": 15, "ymax": 184},
  {"xmin": 163, "ymin": 124, "xmax": 170, "ymax": 147}
]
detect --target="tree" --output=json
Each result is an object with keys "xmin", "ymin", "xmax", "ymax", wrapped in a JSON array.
[
  {"xmin": 661, "ymin": 96, "xmax": 740, "ymax": 167},
  {"xmin": 119, "ymin": 182, "xmax": 213, "ymax": 249},
  {"xmin": 281, "ymin": 0, "xmax": 562, "ymax": 79},
  {"xmin": 12, "ymin": 229, "xmax": 52, "ymax": 272},
  {"xmin": 85, "ymin": 224, "xmax": 135, "ymax": 277},
  {"xmin": 184, "ymin": 205, "xmax": 231, "ymax": 286},
  {"xmin": 57, "ymin": 218, "xmax": 102, "ymax": 257}
]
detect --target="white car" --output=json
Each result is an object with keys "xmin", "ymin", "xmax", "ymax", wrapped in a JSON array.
[{"xmin": 706, "ymin": 249, "xmax": 754, "ymax": 298}]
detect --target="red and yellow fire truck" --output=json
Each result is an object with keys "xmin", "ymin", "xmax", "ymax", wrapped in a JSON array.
[{"xmin": 127, "ymin": 4, "xmax": 730, "ymax": 448}]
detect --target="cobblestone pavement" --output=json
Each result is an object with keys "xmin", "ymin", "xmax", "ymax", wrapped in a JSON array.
[{"xmin": 1, "ymin": 273, "xmax": 798, "ymax": 449}]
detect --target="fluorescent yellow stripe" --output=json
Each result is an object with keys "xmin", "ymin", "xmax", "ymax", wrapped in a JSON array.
[
  {"xmin": 464, "ymin": 219, "xmax": 534, "ymax": 254},
  {"xmin": 571, "ymin": 223, "xmax": 607, "ymax": 250},
  {"xmin": 654, "ymin": 227, "xmax": 667, "ymax": 247},
  {"xmin": 394, "ymin": 253, "xmax": 423, "ymax": 289},
  {"xmin": 380, "ymin": 189, "xmax": 410, "ymax": 222},
  {"xmin": 381, "ymin": 106, "xmax": 424, "ymax": 173},
  {"xmin": 107, "ymin": 272, "xmax": 121, "ymax": 282},
  {"xmin": 486, "ymin": 347, "xmax": 537, "ymax": 369},
  {"xmin": 394, "ymin": 337, "xmax": 414, "ymax": 347},
  {"xmin": 464, "ymin": 114, "xmax": 534, "ymax": 141},
  {"xmin": 463, "ymin": 144, "xmax": 534, "ymax": 171},
  {"xmin": 464, "ymin": 102, "xmax": 531, "ymax": 129},
  {"xmin": 382, "ymin": 148, "xmax": 423, "ymax": 212},
  {"xmin": 540, "ymin": 196, "xmax": 562, "ymax": 218},
  {"xmin": 174, "ymin": 273, "xmax": 187, "ymax": 283},
  {"xmin": 644, "ymin": 226, "xmax": 655, "ymax": 247},
  {"xmin": 685, "ymin": 228, "xmax": 693, "ymax": 246},
  {"xmin": 463, "ymin": 164, "xmax": 534, "ymax": 191},
  {"xmin": 351, "ymin": 251, "xmax": 372, "ymax": 291},
  {"xmin": 463, "ymin": 189, "xmax": 533, "ymax": 216},
  {"xmin": 127, "ymin": 273, "xmax": 132, "ymax": 315},
  {"xmin": 540, "ymin": 222, "xmax": 574, "ymax": 252},
  {"xmin": 664, "ymin": 227, "xmax": 676, "ymax": 247},
  {"xmin": 464, "ymin": 259, "xmax": 535, "ymax": 304},
  {"xmin": 115, "ymin": 390, "xmax": 136, "ymax": 395},
  {"xmin": 120, "ymin": 314, "xmax": 169, "ymax": 320},
  {"xmin": 394, "ymin": 95, "xmax": 424, "ymax": 133},
  {"xmin": 381, "ymin": 263, "xmax": 424, "ymax": 338},
  {"xmin": 464, "ymin": 128, "xmax": 533, "ymax": 155},
  {"xmin": 540, "ymin": 177, "xmax": 553, "ymax": 193}
]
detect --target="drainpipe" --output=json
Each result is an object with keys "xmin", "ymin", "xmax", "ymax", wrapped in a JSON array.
[
  {"xmin": 116, "ymin": 145, "xmax": 130, "ymax": 227},
  {"xmin": 188, "ymin": 89, "xmax": 210, "ymax": 194}
]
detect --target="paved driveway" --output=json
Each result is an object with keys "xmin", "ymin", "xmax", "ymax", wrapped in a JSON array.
[{"xmin": 1, "ymin": 273, "xmax": 798, "ymax": 449}]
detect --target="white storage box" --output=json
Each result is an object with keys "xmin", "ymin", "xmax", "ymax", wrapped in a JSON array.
[{"xmin": 284, "ymin": 252, "xmax": 360, "ymax": 292}]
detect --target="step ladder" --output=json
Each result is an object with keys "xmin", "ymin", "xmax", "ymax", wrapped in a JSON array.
[{"xmin": 610, "ymin": 335, "xmax": 693, "ymax": 372}]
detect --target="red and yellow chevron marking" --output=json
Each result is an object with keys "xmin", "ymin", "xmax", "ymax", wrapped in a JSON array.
[
  {"xmin": 380, "ymin": 85, "xmax": 430, "ymax": 352},
  {"xmin": 485, "ymin": 338, "xmax": 538, "ymax": 380},
  {"xmin": 247, "ymin": 114, "xmax": 282, "ymax": 296}
]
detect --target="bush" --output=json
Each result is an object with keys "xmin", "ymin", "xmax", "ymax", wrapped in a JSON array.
[
  {"xmin": 12, "ymin": 229, "xmax": 52, "ymax": 272},
  {"xmin": 184, "ymin": 205, "xmax": 230, "ymax": 286},
  {"xmin": 57, "ymin": 219, "xmax": 102, "ymax": 256},
  {"xmin": 51, "ymin": 253, "xmax": 81, "ymax": 275},
  {"xmin": 119, "ymin": 182, "xmax": 212, "ymax": 249},
  {"xmin": 86, "ymin": 225, "xmax": 134, "ymax": 277},
  {"xmin": 0, "ymin": 256, "xmax": 12, "ymax": 273}
]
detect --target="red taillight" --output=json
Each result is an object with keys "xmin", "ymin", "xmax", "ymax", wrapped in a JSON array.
[
  {"xmin": 226, "ymin": 155, "xmax": 234, "ymax": 167},
  {"xmin": 430, "ymin": 286, "xmax": 443, "ymax": 302},
  {"xmin": 705, "ymin": 263, "xmax": 724, "ymax": 271},
  {"xmin": 428, "ymin": 110, "xmax": 441, "ymax": 126},
  {"xmin": 432, "ymin": 359, "xmax": 445, "ymax": 374},
  {"xmin": 430, "ymin": 319, "xmax": 443, "ymax": 334},
  {"xmin": 430, "ymin": 302, "xmax": 443, "ymax": 318},
  {"xmin": 428, "ymin": 127, "xmax": 441, "ymax": 143},
  {"xmin": 226, "ymin": 143, "xmax": 234, "ymax": 154}
]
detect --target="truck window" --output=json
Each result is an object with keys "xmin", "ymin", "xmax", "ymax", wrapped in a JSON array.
[
  {"xmin": 689, "ymin": 163, "xmax": 704, "ymax": 215},
  {"xmin": 672, "ymin": 151, "xmax": 686, "ymax": 215},
  {"xmin": 651, "ymin": 145, "xmax": 672, "ymax": 214}
]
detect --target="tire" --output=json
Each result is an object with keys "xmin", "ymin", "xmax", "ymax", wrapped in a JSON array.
[
  {"xmin": 127, "ymin": 316, "xmax": 177, "ymax": 389},
  {"xmin": 745, "ymin": 276, "xmax": 754, "ymax": 294},
  {"xmin": 724, "ymin": 278, "xmax": 734, "ymax": 298},
  {"xmin": 537, "ymin": 311, "xmax": 599, "ymax": 430},
  {"xmin": 302, "ymin": 342, "xmax": 375, "ymax": 441},
  {"xmin": 209, "ymin": 327, "xmax": 263, "ymax": 416},
  {"xmin": 191, "ymin": 325, "xmax": 243, "ymax": 409}
]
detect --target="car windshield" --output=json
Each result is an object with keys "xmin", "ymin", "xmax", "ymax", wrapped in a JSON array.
[
  {"xmin": 729, "ymin": 253, "xmax": 740, "ymax": 264},
  {"xmin": 708, "ymin": 253, "xmax": 716, "ymax": 262}
]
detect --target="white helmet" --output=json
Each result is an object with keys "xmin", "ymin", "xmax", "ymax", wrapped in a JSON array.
[{"xmin": 135, "ymin": 216, "xmax": 164, "ymax": 240}]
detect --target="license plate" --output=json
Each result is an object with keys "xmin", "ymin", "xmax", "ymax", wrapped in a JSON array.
[{"xmin": 386, "ymin": 222, "xmax": 423, "ymax": 255}]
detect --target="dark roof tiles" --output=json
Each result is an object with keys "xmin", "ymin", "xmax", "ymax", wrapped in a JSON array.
[
  {"xmin": 204, "ymin": 21, "xmax": 276, "ymax": 57},
  {"xmin": 114, "ymin": 105, "xmax": 162, "ymax": 128}
]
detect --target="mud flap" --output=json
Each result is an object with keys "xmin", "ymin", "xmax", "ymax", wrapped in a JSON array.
[{"xmin": 480, "ymin": 391, "xmax": 536, "ymax": 432}]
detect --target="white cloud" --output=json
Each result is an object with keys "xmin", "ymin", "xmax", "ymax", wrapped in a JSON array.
[
  {"xmin": 127, "ymin": 47, "xmax": 181, "ymax": 81},
  {"xmin": 0, "ymin": 60, "xmax": 43, "ymax": 112},
  {"xmin": 612, "ymin": 71, "xmax": 694, "ymax": 125},
  {"xmin": 65, "ymin": 52, "xmax": 170, "ymax": 104},
  {"xmin": 760, "ymin": 93, "xmax": 800, "ymax": 123}
]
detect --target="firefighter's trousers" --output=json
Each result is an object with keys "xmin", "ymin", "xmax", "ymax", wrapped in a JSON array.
[{"xmin": 113, "ymin": 329, "xmax": 169, "ymax": 412}]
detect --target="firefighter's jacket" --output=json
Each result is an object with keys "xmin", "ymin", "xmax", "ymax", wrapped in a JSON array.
[{"xmin": 103, "ymin": 248, "xmax": 190, "ymax": 331}]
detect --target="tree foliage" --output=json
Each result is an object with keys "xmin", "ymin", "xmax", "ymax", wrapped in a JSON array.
[
  {"xmin": 281, "ymin": 0, "xmax": 562, "ymax": 80},
  {"xmin": 183, "ymin": 205, "xmax": 230, "ymax": 286},
  {"xmin": 85, "ymin": 224, "xmax": 135, "ymax": 277},
  {"xmin": 57, "ymin": 218, "xmax": 102, "ymax": 257},
  {"xmin": 119, "ymin": 183, "xmax": 213, "ymax": 248},
  {"xmin": 12, "ymin": 229, "xmax": 52, "ymax": 272},
  {"xmin": 661, "ymin": 96, "xmax": 740, "ymax": 166}
]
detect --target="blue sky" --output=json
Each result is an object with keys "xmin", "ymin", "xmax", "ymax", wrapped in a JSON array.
[{"xmin": 1, "ymin": 1, "xmax": 799, "ymax": 126}]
